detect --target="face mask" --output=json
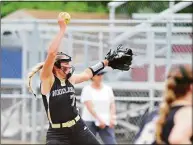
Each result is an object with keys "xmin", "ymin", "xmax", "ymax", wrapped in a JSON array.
[{"xmin": 60, "ymin": 64, "xmax": 72, "ymax": 75}]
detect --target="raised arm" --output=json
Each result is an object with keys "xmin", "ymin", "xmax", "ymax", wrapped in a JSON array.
[
  {"xmin": 40, "ymin": 17, "xmax": 67, "ymax": 95},
  {"xmin": 70, "ymin": 60, "xmax": 109, "ymax": 84}
]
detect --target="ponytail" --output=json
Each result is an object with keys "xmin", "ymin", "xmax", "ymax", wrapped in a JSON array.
[
  {"xmin": 155, "ymin": 78, "xmax": 176, "ymax": 144},
  {"xmin": 27, "ymin": 62, "xmax": 44, "ymax": 97}
]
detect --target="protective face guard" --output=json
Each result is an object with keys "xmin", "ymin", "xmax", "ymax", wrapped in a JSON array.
[
  {"xmin": 54, "ymin": 52, "xmax": 72, "ymax": 68},
  {"xmin": 60, "ymin": 64, "xmax": 74, "ymax": 75},
  {"xmin": 54, "ymin": 52, "xmax": 75, "ymax": 79}
]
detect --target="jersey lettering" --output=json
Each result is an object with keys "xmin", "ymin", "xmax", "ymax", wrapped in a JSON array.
[
  {"xmin": 70, "ymin": 94, "xmax": 76, "ymax": 106},
  {"xmin": 52, "ymin": 87, "xmax": 75, "ymax": 97}
]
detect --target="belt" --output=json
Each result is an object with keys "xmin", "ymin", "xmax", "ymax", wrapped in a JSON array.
[{"xmin": 51, "ymin": 115, "xmax": 80, "ymax": 128}]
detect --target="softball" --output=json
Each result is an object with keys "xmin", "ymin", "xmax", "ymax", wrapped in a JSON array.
[{"xmin": 59, "ymin": 12, "xmax": 71, "ymax": 24}]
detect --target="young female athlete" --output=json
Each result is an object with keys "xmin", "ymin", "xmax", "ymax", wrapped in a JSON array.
[
  {"xmin": 155, "ymin": 64, "xmax": 192, "ymax": 144},
  {"xmin": 134, "ymin": 64, "xmax": 192, "ymax": 144},
  {"xmin": 26, "ymin": 16, "xmax": 109, "ymax": 145}
]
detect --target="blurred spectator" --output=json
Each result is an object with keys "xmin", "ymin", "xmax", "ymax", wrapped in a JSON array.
[{"xmin": 81, "ymin": 70, "xmax": 117, "ymax": 144}]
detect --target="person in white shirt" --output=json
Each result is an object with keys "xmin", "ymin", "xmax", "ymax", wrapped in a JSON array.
[{"xmin": 81, "ymin": 70, "xmax": 117, "ymax": 144}]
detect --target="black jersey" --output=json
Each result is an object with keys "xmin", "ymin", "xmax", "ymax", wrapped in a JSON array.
[
  {"xmin": 41, "ymin": 76, "xmax": 79, "ymax": 123},
  {"xmin": 135, "ymin": 105, "xmax": 193, "ymax": 144},
  {"xmin": 160, "ymin": 105, "xmax": 193, "ymax": 144},
  {"xmin": 153, "ymin": 105, "xmax": 193, "ymax": 144}
]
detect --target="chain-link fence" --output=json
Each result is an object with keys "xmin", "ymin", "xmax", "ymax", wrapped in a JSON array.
[
  {"xmin": 1, "ymin": 1, "xmax": 192, "ymax": 144},
  {"xmin": 1, "ymin": 94, "xmax": 161, "ymax": 144}
]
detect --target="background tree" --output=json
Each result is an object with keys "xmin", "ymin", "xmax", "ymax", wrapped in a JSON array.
[{"xmin": 1, "ymin": 1, "xmax": 192, "ymax": 18}]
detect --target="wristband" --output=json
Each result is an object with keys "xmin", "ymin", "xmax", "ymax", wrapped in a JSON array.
[{"xmin": 89, "ymin": 62, "xmax": 104, "ymax": 76}]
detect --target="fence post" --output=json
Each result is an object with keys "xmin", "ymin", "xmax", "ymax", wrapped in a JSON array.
[
  {"xmin": 109, "ymin": 7, "xmax": 115, "ymax": 50},
  {"xmin": 20, "ymin": 30, "xmax": 28, "ymax": 142},
  {"xmin": 68, "ymin": 33, "xmax": 74, "ymax": 62},
  {"xmin": 40, "ymin": 35, "xmax": 46, "ymax": 142},
  {"xmin": 147, "ymin": 22, "xmax": 155, "ymax": 112},
  {"xmin": 165, "ymin": 20, "xmax": 173, "ymax": 77},
  {"xmin": 98, "ymin": 32, "xmax": 103, "ymax": 60},
  {"xmin": 84, "ymin": 35, "xmax": 89, "ymax": 67},
  {"xmin": 31, "ymin": 21, "xmax": 43, "ymax": 144}
]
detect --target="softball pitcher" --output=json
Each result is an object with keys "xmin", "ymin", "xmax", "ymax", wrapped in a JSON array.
[{"xmin": 27, "ymin": 13, "xmax": 133, "ymax": 145}]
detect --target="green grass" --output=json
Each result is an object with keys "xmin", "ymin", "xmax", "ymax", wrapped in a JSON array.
[
  {"xmin": 1, "ymin": 2, "xmax": 109, "ymax": 18},
  {"xmin": 1, "ymin": 1, "xmax": 192, "ymax": 18}
]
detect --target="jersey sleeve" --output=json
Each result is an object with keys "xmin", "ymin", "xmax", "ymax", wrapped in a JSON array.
[{"xmin": 80, "ymin": 86, "xmax": 92, "ymax": 103}]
